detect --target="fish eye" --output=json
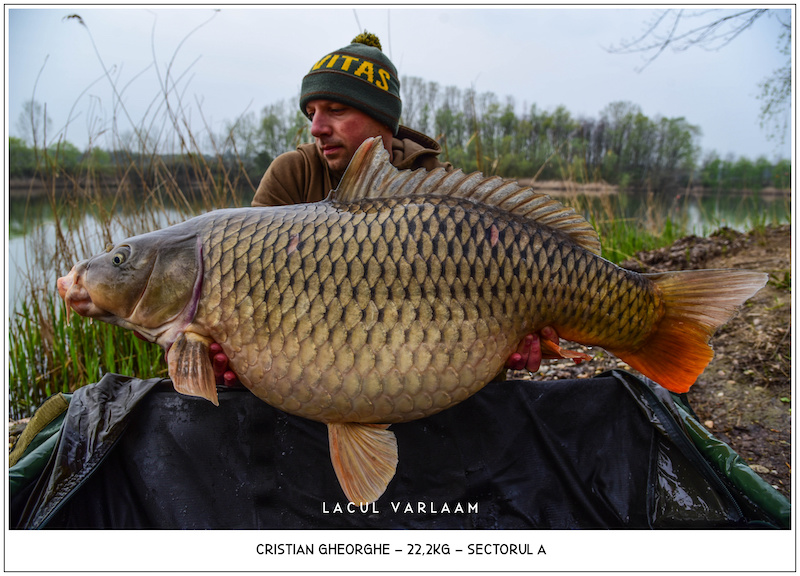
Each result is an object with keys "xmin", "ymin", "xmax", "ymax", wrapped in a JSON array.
[{"xmin": 111, "ymin": 246, "xmax": 131, "ymax": 266}]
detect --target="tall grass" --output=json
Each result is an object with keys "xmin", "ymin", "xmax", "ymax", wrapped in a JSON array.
[
  {"xmin": 8, "ymin": 154, "xmax": 261, "ymax": 419},
  {"xmin": 561, "ymin": 190, "xmax": 684, "ymax": 263},
  {"xmin": 9, "ymin": 293, "xmax": 169, "ymax": 420},
  {"xmin": 8, "ymin": 16, "xmax": 261, "ymax": 418}
]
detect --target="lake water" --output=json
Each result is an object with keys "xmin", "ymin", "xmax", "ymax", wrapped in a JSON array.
[{"xmin": 7, "ymin": 189, "xmax": 791, "ymax": 313}]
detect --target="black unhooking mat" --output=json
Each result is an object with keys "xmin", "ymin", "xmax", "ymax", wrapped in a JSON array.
[{"xmin": 10, "ymin": 370, "xmax": 790, "ymax": 529}]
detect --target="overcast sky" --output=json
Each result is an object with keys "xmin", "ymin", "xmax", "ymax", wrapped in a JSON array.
[{"xmin": 6, "ymin": 5, "xmax": 793, "ymax": 162}]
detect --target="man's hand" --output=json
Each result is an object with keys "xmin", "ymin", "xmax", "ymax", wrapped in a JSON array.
[
  {"xmin": 506, "ymin": 327, "xmax": 561, "ymax": 373},
  {"xmin": 210, "ymin": 342, "xmax": 240, "ymax": 387}
]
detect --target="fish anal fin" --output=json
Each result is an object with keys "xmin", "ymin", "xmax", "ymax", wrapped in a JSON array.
[
  {"xmin": 168, "ymin": 331, "xmax": 219, "ymax": 406},
  {"xmin": 540, "ymin": 339, "xmax": 593, "ymax": 364},
  {"xmin": 327, "ymin": 422, "xmax": 398, "ymax": 505},
  {"xmin": 618, "ymin": 320, "xmax": 714, "ymax": 395},
  {"xmin": 612, "ymin": 269, "xmax": 768, "ymax": 394}
]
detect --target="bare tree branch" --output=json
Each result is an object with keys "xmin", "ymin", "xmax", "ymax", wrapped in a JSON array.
[
  {"xmin": 607, "ymin": 8, "xmax": 790, "ymax": 145},
  {"xmin": 607, "ymin": 9, "xmax": 769, "ymax": 72}
]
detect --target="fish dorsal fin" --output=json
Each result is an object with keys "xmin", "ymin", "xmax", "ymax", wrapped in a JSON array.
[
  {"xmin": 334, "ymin": 137, "xmax": 602, "ymax": 256},
  {"xmin": 327, "ymin": 422, "xmax": 398, "ymax": 504}
]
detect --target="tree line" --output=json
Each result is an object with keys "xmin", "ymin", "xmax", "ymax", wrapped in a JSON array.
[
  {"xmin": 10, "ymin": 77, "xmax": 790, "ymax": 192},
  {"xmin": 395, "ymin": 77, "xmax": 789, "ymax": 190}
]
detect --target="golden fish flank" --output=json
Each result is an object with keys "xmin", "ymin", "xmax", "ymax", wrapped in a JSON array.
[
  {"xmin": 202, "ymin": 200, "xmax": 538, "ymax": 424},
  {"xmin": 56, "ymin": 137, "xmax": 767, "ymax": 505},
  {"xmin": 197, "ymin": 196, "xmax": 663, "ymax": 427}
]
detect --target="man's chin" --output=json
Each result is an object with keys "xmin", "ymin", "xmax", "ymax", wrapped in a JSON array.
[{"xmin": 323, "ymin": 156, "xmax": 348, "ymax": 176}]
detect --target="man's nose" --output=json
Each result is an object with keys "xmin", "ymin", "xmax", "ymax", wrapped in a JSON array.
[{"xmin": 310, "ymin": 113, "xmax": 331, "ymax": 138}]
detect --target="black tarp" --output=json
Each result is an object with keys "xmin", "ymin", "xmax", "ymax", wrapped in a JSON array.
[{"xmin": 10, "ymin": 371, "xmax": 789, "ymax": 529}]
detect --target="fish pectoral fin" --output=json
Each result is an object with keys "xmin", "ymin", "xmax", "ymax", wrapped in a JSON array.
[
  {"xmin": 168, "ymin": 331, "xmax": 219, "ymax": 406},
  {"xmin": 327, "ymin": 422, "xmax": 398, "ymax": 505},
  {"xmin": 541, "ymin": 338, "xmax": 593, "ymax": 364}
]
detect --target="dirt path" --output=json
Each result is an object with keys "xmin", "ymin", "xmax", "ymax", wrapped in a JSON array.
[{"xmin": 511, "ymin": 224, "xmax": 792, "ymax": 498}]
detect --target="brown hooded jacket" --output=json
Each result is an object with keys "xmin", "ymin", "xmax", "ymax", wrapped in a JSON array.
[{"xmin": 252, "ymin": 126, "xmax": 452, "ymax": 207}]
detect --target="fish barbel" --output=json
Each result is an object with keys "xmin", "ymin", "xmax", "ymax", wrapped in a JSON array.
[{"xmin": 57, "ymin": 137, "xmax": 767, "ymax": 504}]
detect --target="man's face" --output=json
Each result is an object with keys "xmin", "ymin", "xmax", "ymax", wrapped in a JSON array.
[{"xmin": 306, "ymin": 100, "xmax": 392, "ymax": 176}]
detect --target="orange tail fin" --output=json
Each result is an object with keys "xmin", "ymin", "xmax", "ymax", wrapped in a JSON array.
[{"xmin": 611, "ymin": 269, "xmax": 767, "ymax": 394}]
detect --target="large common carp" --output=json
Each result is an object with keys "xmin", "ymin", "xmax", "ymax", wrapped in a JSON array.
[{"xmin": 57, "ymin": 137, "xmax": 767, "ymax": 504}]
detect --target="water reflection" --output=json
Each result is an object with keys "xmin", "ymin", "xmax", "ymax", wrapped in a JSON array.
[{"xmin": 555, "ymin": 189, "xmax": 790, "ymax": 237}]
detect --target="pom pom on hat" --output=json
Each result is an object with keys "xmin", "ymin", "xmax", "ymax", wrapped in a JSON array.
[{"xmin": 351, "ymin": 32, "xmax": 382, "ymax": 50}]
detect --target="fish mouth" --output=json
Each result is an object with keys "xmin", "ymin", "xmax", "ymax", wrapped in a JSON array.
[
  {"xmin": 57, "ymin": 264, "xmax": 107, "ymax": 322},
  {"xmin": 57, "ymin": 261, "xmax": 158, "ymax": 342}
]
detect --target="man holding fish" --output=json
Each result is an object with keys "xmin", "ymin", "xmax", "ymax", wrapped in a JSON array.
[
  {"xmin": 211, "ymin": 32, "xmax": 561, "ymax": 387},
  {"xmin": 55, "ymin": 32, "xmax": 765, "ymax": 506}
]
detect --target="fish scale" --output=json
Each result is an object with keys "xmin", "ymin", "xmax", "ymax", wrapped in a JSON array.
[
  {"xmin": 57, "ymin": 136, "xmax": 768, "ymax": 504},
  {"xmin": 194, "ymin": 194, "xmax": 638, "ymax": 425}
]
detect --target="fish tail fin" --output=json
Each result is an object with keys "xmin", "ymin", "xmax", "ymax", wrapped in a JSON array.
[
  {"xmin": 613, "ymin": 269, "xmax": 768, "ymax": 394},
  {"xmin": 327, "ymin": 422, "xmax": 397, "ymax": 505}
]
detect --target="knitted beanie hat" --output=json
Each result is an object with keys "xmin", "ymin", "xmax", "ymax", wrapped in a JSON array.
[{"xmin": 300, "ymin": 32, "xmax": 402, "ymax": 135}]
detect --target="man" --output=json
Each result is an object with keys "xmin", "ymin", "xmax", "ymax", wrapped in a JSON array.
[
  {"xmin": 213, "ymin": 33, "xmax": 560, "ymax": 385},
  {"xmin": 251, "ymin": 33, "xmax": 450, "ymax": 207}
]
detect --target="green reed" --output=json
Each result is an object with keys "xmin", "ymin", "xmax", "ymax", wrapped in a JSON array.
[
  {"xmin": 8, "ymin": 292, "xmax": 168, "ymax": 420},
  {"xmin": 559, "ymin": 189, "xmax": 687, "ymax": 265}
]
